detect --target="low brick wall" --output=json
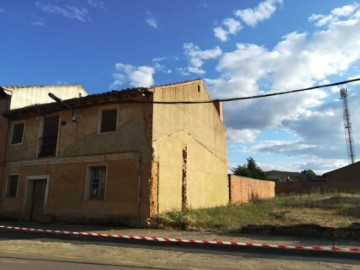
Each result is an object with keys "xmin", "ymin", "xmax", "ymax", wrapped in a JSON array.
[
  {"xmin": 228, "ymin": 175, "xmax": 275, "ymax": 203},
  {"xmin": 275, "ymin": 182, "xmax": 326, "ymax": 194}
]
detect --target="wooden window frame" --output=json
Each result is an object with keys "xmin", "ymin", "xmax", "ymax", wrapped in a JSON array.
[{"xmin": 85, "ymin": 165, "xmax": 107, "ymax": 201}]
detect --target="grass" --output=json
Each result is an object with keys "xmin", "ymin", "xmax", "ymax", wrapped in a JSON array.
[{"xmin": 151, "ymin": 193, "xmax": 360, "ymax": 232}]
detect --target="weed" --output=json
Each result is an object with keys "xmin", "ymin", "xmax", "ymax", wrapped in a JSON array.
[{"xmin": 152, "ymin": 193, "xmax": 360, "ymax": 232}]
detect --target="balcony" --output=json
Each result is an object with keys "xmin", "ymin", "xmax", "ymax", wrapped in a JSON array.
[{"xmin": 38, "ymin": 136, "xmax": 57, "ymax": 157}]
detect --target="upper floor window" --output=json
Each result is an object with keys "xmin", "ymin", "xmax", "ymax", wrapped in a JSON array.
[
  {"xmin": 6, "ymin": 175, "xmax": 19, "ymax": 198},
  {"xmin": 11, "ymin": 123, "xmax": 24, "ymax": 144},
  {"xmin": 100, "ymin": 109, "xmax": 117, "ymax": 133},
  {"xmin": 86, "ymin": 166, "xmax": 106, "ymax": 200}
]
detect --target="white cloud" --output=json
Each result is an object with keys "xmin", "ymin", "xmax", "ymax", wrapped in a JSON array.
[
  {"xmin": 33, "ymin": 21, "xmax": 46, "ymax": 27},
  {"xmin": 235, "ymin": 0, "xmax": 283, "ymax": 27},
  {"xmin": 146, "ymin": 11, "xmax": 158, "ymax": 29},
  {"xmin": 87, "ymin": 0, "xmax": 105, "ymax": 9},
  {"xmin": 213, "ymin": 0, "xmax": 281, "ymax": 41},
  {"xmin": 154, "ymin": 63, "xmax": 172, "ymax": 74},
  {"xmin": 206, "ymin": 4, "xmax": 360, "ymax": 168},
  {"xmin": 36, "ymin": 2, "xmax": 90, "ymax": 22},
  {"xmin": 214, "ymin": 18, "xmax": 243, "ymax": 42},
  {"xmin": 181, "ymin": 43, "xmax": 222, "ymax": 75},
  {"xmin": 214, "ymin": 27, "xmax": 228, "ymax": 42},
  {"xmin": 111, "ymin": 63, "xmax": 155, "ymax": 88},
  {"xmin": 226, "ymin": 128, "xmax": 259, "ymax": 143},
  {"xmin": 309, "ymin": 3, "xmax": 359, "ymax": 27}
]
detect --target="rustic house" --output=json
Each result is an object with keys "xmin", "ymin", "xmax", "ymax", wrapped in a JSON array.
[{"xmin": 0, "ymin": 79, "xmax": 228, "ymax": 226}]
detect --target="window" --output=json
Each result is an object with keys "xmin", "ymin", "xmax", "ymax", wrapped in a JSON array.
[
  {"xmin": 6, "ymin": 175, "xmax": 19, "ymax": 198},
  {"xmin": 100, "ymin": 109, "xmax": 117, "ymax": 132},
  {"xmin": 11, "ymin": 123, "xmax": 24, "ymax": 144},
  {"xmin": 86, "ymin": 166, "xmax": 106, "ymax": 200}
]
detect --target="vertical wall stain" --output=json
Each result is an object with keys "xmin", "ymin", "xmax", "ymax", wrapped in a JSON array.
[
  {"xmin": 149, "ymin": 160, "xmax": 159, "ymax": 218},
  {"xmin": 182, "ymin": 145, "xmax": 188, "ymax": 211}
]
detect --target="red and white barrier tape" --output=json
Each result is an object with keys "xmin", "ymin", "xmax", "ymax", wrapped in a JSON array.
[{"xmin": 0, "ymin": 225, "xmax": 359, "ymax": 253}]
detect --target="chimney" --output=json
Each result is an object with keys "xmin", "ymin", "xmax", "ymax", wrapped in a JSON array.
[{"xmin": 213, "ymin": 100, "xmax": 223, "ymax": 122}]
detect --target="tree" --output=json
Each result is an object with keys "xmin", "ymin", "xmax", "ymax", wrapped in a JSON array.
[
  {"xmin": 232, "ymin": 157, "xmax": 267, "ymax": 180},
  {"xmin": 301, "ymin": 169, "xmax": 316, "ymax": 176},
  {"xmin": 301, "ymin": 169, "xmax": 316, "ymax": 180}
]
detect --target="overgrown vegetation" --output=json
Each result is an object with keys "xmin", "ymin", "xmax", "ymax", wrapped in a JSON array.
[{"xmin": 152, "ymin": 193, "xmax": 360, "ymax": 232}]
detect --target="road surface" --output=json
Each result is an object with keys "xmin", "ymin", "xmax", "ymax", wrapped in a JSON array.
[{"xmin": 0, "ymin": 236, "xmax": 359, "ymax": 269}]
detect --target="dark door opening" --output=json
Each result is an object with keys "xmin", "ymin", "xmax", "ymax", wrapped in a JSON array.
[
  {"xmin": 39, "ymin": 115, "xmax": 59, "ymax": 157},
  {"xmin": 30, "ymin": 180, "xmax": 47, "ymax": 222}
]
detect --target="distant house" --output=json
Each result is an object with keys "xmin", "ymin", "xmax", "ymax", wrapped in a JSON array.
[
  {"xmin": 266, "ymin": 170, "xmax": 323, "ymax": 182},
  {"xmin": 323, "ymin": 161, "xmax": 360, "ymax": 192},
  {"xmin": 0, "ymin": 79, "xmax": 228, "ymax": 227},
  {"xmin": 265, "ymin": 170, "xmax": 307, "ymax": 182}
]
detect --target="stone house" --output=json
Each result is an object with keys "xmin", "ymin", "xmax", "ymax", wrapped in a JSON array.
[
  {"xmin": 0, "ymin": 79, "xmax": 228, "ymax": 226},
  {"xmin": 324, "ymin": 161, "xmax": 360, "ymax": 192}
]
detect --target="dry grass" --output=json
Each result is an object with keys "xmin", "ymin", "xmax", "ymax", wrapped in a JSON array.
[{"xmin": 152, "ymin": 193, "xmax": 360, "ymax": 232}]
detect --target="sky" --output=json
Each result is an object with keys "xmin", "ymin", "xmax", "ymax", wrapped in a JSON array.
[{"xmin": 1, "ymin": 0, "xmax": 360, "ymax": 175}]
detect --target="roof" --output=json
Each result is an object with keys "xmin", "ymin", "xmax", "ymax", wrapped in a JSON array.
[
  {"xmin": 3, "ymin": 87, "xmax": 150, "ymax": 119},
  {"xmin": 2, "ymin": 84, "xmax": 83, "ymax": 89},
  {"xmin": 323, "ymin": 161, "xmax": 360, "ymax": 176},
  {"xmin": 2, "ymin": 79, "xmax": 203, "ymax": 119}
]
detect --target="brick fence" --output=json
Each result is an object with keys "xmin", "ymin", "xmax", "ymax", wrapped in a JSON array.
[
  {"xmin": 228, "ymin": 175, "xmax": 275, "ymax": 203},
  {"xmin": 275, "ymin": 182, "xmax": 326, "ymax": 194}
]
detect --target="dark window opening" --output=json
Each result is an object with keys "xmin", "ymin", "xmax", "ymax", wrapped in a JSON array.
[
  {"xmin": 6, "ymin": 175, "xmax": 19, "ymax": 198},
  {"xmin": 11, "ymin": 123, "xmax": 24, "ymax": 144},
  {"xmin": 100, "ymin": 109, "xmax": 117, "ymax": 132}
]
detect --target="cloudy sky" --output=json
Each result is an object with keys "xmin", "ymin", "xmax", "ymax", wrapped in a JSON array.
[{"xmin": 1, "ymin": 0, "xmax": 359, "ymax": 174}]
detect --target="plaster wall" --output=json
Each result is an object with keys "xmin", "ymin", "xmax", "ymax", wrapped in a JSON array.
[
  {"xmin": 1, "ymin": 153, "xmax": 140, "ymax": 225},
  {"xmin": 4, "ymin": 85, "xmax": 87, "ymax": 110},
  {"xmin": 152, "ymin": 80, "xmax": 228, "ymax": 213}
]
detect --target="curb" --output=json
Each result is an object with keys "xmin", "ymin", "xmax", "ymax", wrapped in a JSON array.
[{"xmin": 1, "ymin": 225, "xmax": 359, "ymax": 253}]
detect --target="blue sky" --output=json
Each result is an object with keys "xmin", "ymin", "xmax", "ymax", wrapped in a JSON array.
[{"xmin": 1, "ymin": 0, "xmax": 360, "ymax": 174}]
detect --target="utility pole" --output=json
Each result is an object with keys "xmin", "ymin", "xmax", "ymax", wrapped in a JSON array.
[{"xmin": 340, "ymin": 88, "xmax": 356, "ymax": 164}]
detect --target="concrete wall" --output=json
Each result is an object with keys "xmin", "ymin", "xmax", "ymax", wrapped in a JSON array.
[
  {"xmin": 229, "ymin": 175, "xmax": 275, "ymax": 203},
  {"xmin": 152, "ymin": 80, "xmax": 228, "ymax": 213},
  {"xmin": 3, "ymin": 85, "xmax": 87, "ymax": 110},
  {"xmin": 325, "ymin": 162, "xmax": 360, "ymax": 192},
  {"xmin": 1, "ymin": 100, "xmax": 153, "ymax": 225}
]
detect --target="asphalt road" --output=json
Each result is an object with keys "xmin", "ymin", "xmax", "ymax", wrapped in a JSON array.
[{"xmin": 0, "ymin": 230, "xmax": 359, "ymax": 270}]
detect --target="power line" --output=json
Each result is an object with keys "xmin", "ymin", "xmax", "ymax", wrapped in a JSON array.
[{"xmin": 135, "ymin": 77, "xmax": 360, "ymax": 104}]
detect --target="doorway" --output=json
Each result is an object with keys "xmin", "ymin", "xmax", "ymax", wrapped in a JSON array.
[{"xmin": 30, "ymin": 180, "xmax": 47, "ymax": 222}]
